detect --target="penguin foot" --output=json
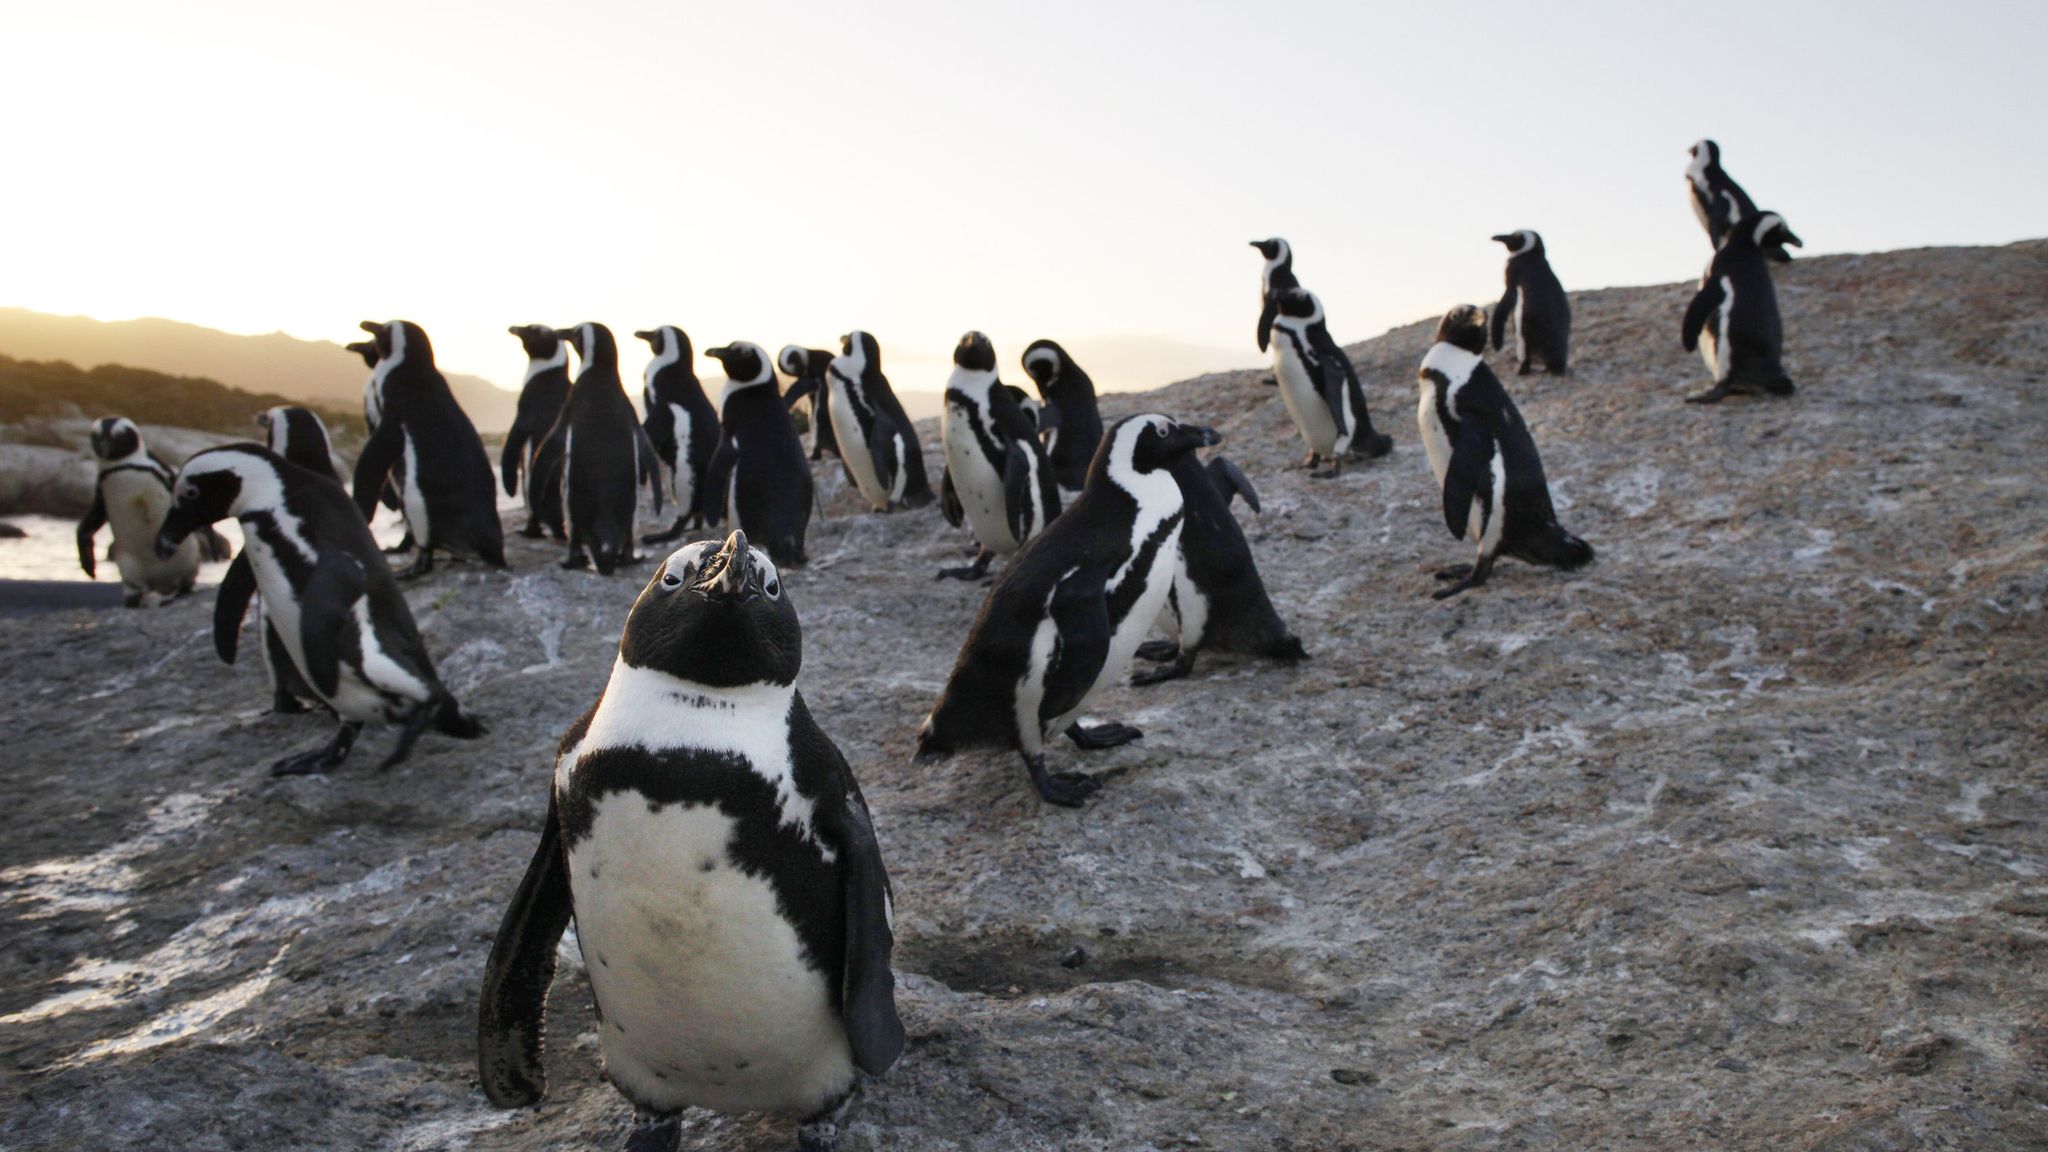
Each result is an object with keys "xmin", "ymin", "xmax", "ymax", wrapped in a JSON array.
[
  {"xmin": 1309, "ymin": 466, "xmax": 1341, "ymax": 480},
  {"xmin": 1349, "ymin": 433, "xmax": 1394, "ymax": 461},
  {"xmin": 398, "ymin": 552, "xmax": 434, "ymax": 580},
  {"xmin": 1765, "ymin": 376, "xmax": 1797, "ymax": 396},
  {"xmin": 1066, "ymin": 721, "xmax": 1143, "ymax": 749},
  {"xmin": 1135, "ymin": 640, "xmax": 1181, "ymax": 663},
  {"xmin": 560, "ymin": 553, "xmax": 590, "ymax": 571},
  {"xmin": 270, "ymin": 692, "xmax": 307, "ymax": 715},
  {"xmin": 641, "ymin": 518, "xmax": 688, "ymax": 546},
  {"xmin": 1431, "ymin": 559, "xmax": 1493, "ymax": 600},
  {"xmin": 623, "ymin": 1113, "xmax": 680, "ymax": 1152},
  {"xmin": 1300, "ymin": 452, "xmax": 1321, "ymax": 470},
  {"xmin": 1434, "ymin": 563, "xmax": 1474, "ymax": 581},
  {"xmin": 378, "ymin": 713, "xmax": 436, "ymax": 771},
  {"xmin": 1023, "ymin": 754, "xmax": 1101, "ymax": 808},
  {"xmin": 270, "ymin": 721, "xmax": 361, "ymax": 776},
  {"xmin": 519, "ymin": 522, "xmax": 546, "ymax": 539},
  {"xmin": 1131, "ymin": 652, "xmax": 1196, "ymax": 686},
  {"xmin": 1518, "ymin": 362, "xmax": 1533, "ymax": 376},
  {"xmin": 1547, "ymin": 363, "xmax": 1569, "ymax": 376},
  {"xmin": 1685, "ymin": 385, "xmax": 1733, "ymax": 405},
  {"xmin": 936, "ymin": 552, "xmax": 993, "ymax": 581}
]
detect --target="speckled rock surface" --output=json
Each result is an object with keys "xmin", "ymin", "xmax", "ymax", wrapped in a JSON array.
[{"xmin": 3, "ymin": 241, "xmax": 2046, "ymax": 1151}]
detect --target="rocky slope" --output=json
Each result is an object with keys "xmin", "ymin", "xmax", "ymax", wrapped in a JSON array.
[{"xmin": 2, "ymin": 241, "xmax": 2045, "ymax": 1151}]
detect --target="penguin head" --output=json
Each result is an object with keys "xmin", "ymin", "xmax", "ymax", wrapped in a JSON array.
[
  {"xmin": 359, "ymin": 320, "xmax": 433, "ymax": 367},
  {"xmin": 1689, "ymin": 139, "xmax": 1720, "ymax": 166},
  {"xmin": 552, "ymin": 323, "xmax": 617, "ymax": 369},
  {"xmin": 1096, "ymin": 414, "xmax": 1221, "ymax": 488},
  {"xmin": 1273, "ymin": 286, "xmax": 1322, "ymax": 322},
  {"xmin": 703, "ymin": 342, "xmax": 774, "ymax": 389},
  {"xmin": 1020, "ymin": 339, "xmax": 1064, "ymax": 387},
  {"xmin": 343, "ymin": 339, "xmax": 380, "ymax": 368},
  {"xmin": 634, "ymin": 326, "xmax": 692, "ymax": 366},
  {"xmin": 508, "ymin": 324, "xmax": 564, "ymax": 362},
  {"xmin": 1250, "ymin": 237, "xmax": 1291, "ymax": 265},
  {"xmin": 1751, "ymin": 211, "xmax": 1802, "ymax": 253},
  {"xmin": 838, "ymin": 330, "xmax": 881, "ymax": 375},
  {"xmin": 621, "ymin": 531, "xmax": 800, "ymax": 688},
  {"xmin": 154, "ymin": 445, "xmax": 281, "ymax": 558},
  {"xmin": 254, "ymin": 407, "xmax": 290, "ymax": 455},
  {"xmin": 952, "ymin": 331, "xmax": 996, "ymax": 372},
  {"xmin": 776, "ymin": 345, "xmax": 812, "ymax": 378},
  {"xmin": 1434, "ymin": 305, "xmax": 1489, "ymax": 354},
  {"xmin": 89, "ymin": 416, "xmax": 143, "ymax": 462},
  {"xmin": 1490, "ymin": 230, "xmax": 1542, "ymax": 257}
]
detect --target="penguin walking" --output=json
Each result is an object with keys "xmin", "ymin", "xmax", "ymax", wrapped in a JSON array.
[
  {"xmin": 74, "ymin": 417, "xmax": 226, "ymax": 607},
  {"xmin": 701, "ymin": 342, "xmax": 813, "ymax": 567},
  {"xmin": 1489, "ymin": 231, "xmax": 1571, "ymax": 376},
  {"xmin": 1132, "ymin": 454, "xmax": 1307, "ymax": 684},
  {"xmin": 351, "ymin": 320, "xmax": 506, "ymax": 578},
  {"xmin": 1681, "ymin": 211, "xmax": 1799, "ymax": 405},
  {"xmin": 501, "ymin": 325, "xmax": 571, "ymax": 540},
  {"xmin": 477, "ymin": 530, "xmax": 903, "ymax": 1152},
  {"xmin": 532, "ymin": 323, "xmax": 664, "ymax": 574},
  {"xmin": 348, "ymin": 337, "xmax": 411, "ymax": 553},
  {"xmin": 915, "ymin": 415, "xmax": 1219, "ymax": 807},
  {"xmin": 1269, "ymin": 287, "xmax": 1394, "ymax": 476},
  {"xmin": 1686, "ymin": 139, "xmax": 1801, "ymax": 262},
  {"xmin": 1417, "ymin": 305, "xmax": 1593, "ymax": 599},
  {"xmin": 636, "ymin": 326, "xmax": 721, "ymax": 545},
  {"xmin": 1020, "ymin": 339, "xmax": 1105, "ymax": 493},
  {"xmin": 155, "ymin": 445, "xmax": 486, "ymax": 774},
  {"xmin": 935, "ymin": 332, "xmax": 1060, "ymax": 580},
  {"xmin": 778, "ymin": 346, "xmax": 841, "ymax": 463},
  {"xmin": 824, "ymin": 331, "xmax": 934, "ymax": 513}
]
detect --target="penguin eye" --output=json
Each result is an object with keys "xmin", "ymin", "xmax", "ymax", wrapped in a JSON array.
[
  {"xmin": 763, "ymin": 574, "xmax": 780, "ymax": 599},
  {"xmin": 661, "ymin": 567, "xmax": 685, "ymax": 590}
]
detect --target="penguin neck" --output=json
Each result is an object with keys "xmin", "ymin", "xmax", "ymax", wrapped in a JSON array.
[
  {"xmin": 595, "ymin": 658, "xmax": 795, "ymax": 739},
  {"xmin": 946, "ymin": 365, "xmax": 997, "ymax": 402},
  {"xmin": 524, "ymin": 345, "xmax": 568, "ymax": 383},
  {"xmin": 643, "ymin": 336, "xmax": 684, "ymax": 390},
  {"xmin": 720, "ymin": 375, "xmax": 772, "ymax": 411},
  {"xmin": 1420, "ymin": 341, "xmax": 1480, "ymax": 387}
]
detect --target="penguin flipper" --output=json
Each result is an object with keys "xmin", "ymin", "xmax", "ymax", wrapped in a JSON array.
[
  {"xmin": 500, "ymin": 419, "xmax": 528, "ymax": 498},
  {"xmin": 1039, "ymin": 569, "xmax": 1112, "ymax": 730},
  {"xmin": 76, "ymin": 487, "xmax": 107, "ymax": 577},
  {"xmin": 1207, "ymin": 456, "xmax": 1261, "ymax": 514},
  {"xmin": 1442, "ymin": 420, "xmax": 1497, "ymax": 542},
  {"xmin": 1036, "ymin": 401, "xmax": 1062, "ymax": 437},
  {"xmin": 1256, "ymin": 295, "xmax": 1276, "ymax": 353},
  {"xmin": 1003, "ymin": 442, "xmax": 1038, "ymax": 546},
  {"xmin": 1681, "ymin": 279, "xmax": 1724, "ymax": 353},
  {"xmin": 800, "ymin": 719, "xmax": 904, "ymax": 1076},
  {"xmin": 782, "ymin": 373, "xmax": 818, "ymax": 408},
  {"xmin": 299, "ymin": 549, "xmax": 368, "ymax": 699},
  {"xmin": 939, "ymin": 467, "xmax": 964, "ymax": 529},
  {"xmin": 634, "ymin": 424, "xmax": 665, "ymax": 516},
  {"xmin": 702, "ymin": 437, "xmax": 738, "ymax": 528},
  {"xmin": 529, "ymin": 429, "xmax": 566, "ymax": 507},
  {"xmin": 351, "ymin": 418, "xmax": 405, "ymax": 522},
  {"xmin": 213, "ymin": 552, "xmax": 256, "ymax": 664},
  {"xmin": 477, "ymin": 793, "xmax": 573, "ymax": 1109},
  {"xmin": 1491, "ymin": 281, "xmax": 1519, "ymax": 352},
  {"xmin": 865, "ymin": 422, "xmax": 900, "ymax": 506}
]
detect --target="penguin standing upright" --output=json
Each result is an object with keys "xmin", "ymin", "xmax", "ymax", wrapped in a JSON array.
[
  {"xmin": 1019, "ymin": 339, "xmax": 1105, "ymax": 493},
  {"xmin": 74, "ymin": 417, "xmax": 225, "ymax": 606},
  {"xmin": 1686, "ymin": 139, "xmax": 1801, "ymax": 262},
  {"xmin": 1681, "ymin": 211, "xmax": 1799, "ymax": 405},
  {"xmin": 1269, "ymin": 287, "xmax": 1394, "ymax": 476},
  {"xmin": 701, "ymin": 342, "xmax": 813, "ymax": 567},
  {"xmin": 1489, "ymin": 231, "xmax": 1571, "ymax": 376},
  {"xmin": 824, "ymin": 331, "xmax": 934, "ymax": 513},
  {"xmin": 348, "ymin": 338, "xmax": 410, "ymax": 550},
  {"xmin": 351, "ymin": 320, "xmax": 506, "ymax": 577},
  {"xmin": 255, "ymin": 406, "xmax": 344, "ymax": 483},
  {"xmin": 935, "ymin": 332, "xmax": 1060, "ymax": 580},
  {"xmin": 778, "ymin": 345, "xmax": 840, "ymax": 463},
  {"xmin": 477, "ymin": 530, "xmax": 903, "ymax": 1152},
  {"xmin": 915, "ymin": 415, "xmax": 1219, "ymax": 807},
  {"xmin": 156, "ymin": 445, "xmax": 487, "ymax": 774},
  {"xmin": 1250, "ymin": 237, "xmax": 1300, "ymax": 355},
  {"xmin": 636, "ymin": 326, "xmax": 721, "ymax": 544},
  {"xmin": 501, "ymin": 325, "xmax": 572, "ymax": 540},
  {"xmin": 1132, "ymin": 453, "xmax": 1307, "ymax": 684},
  {"xmin": 535, "ymin": 323, "xmax": 664, "ymax": 575},
  {"xmin": 1417, "ymin": 305, "xmax": 1593, "ymax": 599}
]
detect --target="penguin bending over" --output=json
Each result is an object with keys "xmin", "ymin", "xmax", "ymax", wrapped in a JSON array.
[
  {"xmin": 824, "ymin": 331, "xmax": 934, "ymax": 513},
  {"xmin": 935, "ymin": 332, "xmax": 1060, "ymax": 581},
  {"xmin": 1133, "ymin": 454, "xmax": 1307, "ymax": 685},
  {"xmin": 1686, "ymin": 139, "xmax": 1801, "ymax": 262},
  {"xmin": 1681, "ymin": 211, "xmax": 1799, "ymax": 405},
  {"xmin": 1417, "ymin": 306, "xmax": 1593, "ymax": 599},
  {"xmin": 702, "ymin": 342, "xmax": 813, "ymax": 567},
  {"xmin": 1020, "ymin": 339, "xmax": 1105, "ymax": 493},
  {"xmin": 531, "ymin": 323, "xmax": 664, "ymax": 574},
  {"xmin": 1489, "ymin": 231, "xmax": 1571, "ymax": 376},
  {"xmin": 156, "ymin": 445, "xmax": 486, "ymax": 774},
  {"xmin": 75, "ymin": 417, "xmax": 227, "ymax": 606},
  {"xmin": 637, "ymin": 326, "xmax": 721, "ymax": 544},
  {"xmin": 778, "ymin": 346, "xmax": 841, "ymax": 463},
  {"xmin": 351, "ymin": 320, "xmax": 506, "ymax": 578},
  {"xmin": 477, "ymin": 530, "xmax": 902, "ymax": 1152},
  {"xmin": 915, "ymin": 415, "xmax": 1219, "ymax": 807},
  {"xmin": 502, "ymin": 325, "xmax": 571, "ymax": 540},
  {"xmin": 1269, "ymin": 287, "xmax": 1394, "ymax": 476}
]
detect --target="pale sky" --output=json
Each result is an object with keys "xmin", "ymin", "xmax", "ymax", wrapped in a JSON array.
[{"xmin": 4, "ymin": 1, "xmax": 2042, "ymax": 396}]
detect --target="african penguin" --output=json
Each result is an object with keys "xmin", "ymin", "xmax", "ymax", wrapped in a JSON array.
[
  {"xmin": 634, "ymin": 326, "xmax": 721, "ymax": 545},
  {"xmin": 824, "ymin": 331, "xmax": 934, "ymax": 513},
  {"xmin": 502, "ymin": 324, "xmax": 572, "ymax": 541},
  {"xmin": 477, "ymin": 530, "xmax": 903, "ymax": 1152},
  {"xmin": 935, "ymin": 332, "xmax": 1060, "ymax": 581},
  {"xmin": 530, "ymin": 323, "xmax": 665, "ymax": 574},
  {"xmin": 156, "ymin": 444, "xmax": 486, "ymax": 774},
  {"xmin": 701, "ymin": 342, "xmax": 814, "ymax": 567},
  {"xmin": 351, "ymin": 320, "xmax": 506, "ymax": 578},
  {"xmin": 915, "ymin": 415, "xmax": 1218, "ymax": 806},
  {"xmin": 1417, "ymin": 305, "xmax": 1593, "ymax": 598},
  {"xmin": 347, "ymin": 337, "xmax": 410, "ymax": 548},
  {"xmin": 1489, "ymin": 231, "xmax": 1571, "ymax": 376},
  {"xmin": 778, "ymin": 346, "xmax": 841, "ymax": 464},
  {"xmin": 1249, "ymin": 237, "xmax": 1300, "ymax": 355},
  {"xmin": 1020, "ymin": 339, "xmax": 1105, "ymax": 493},
  {"xmin": 1133, "ymin": 454, "xmax": 1307, "ymax": 684},
  {"xmin": 1686, "ymin": 139, "xmax": 1801, "ymax": 262},
  {"xmin": 1681, "ymin": 211, "xmax": 1799, "ymax": 405},
  {"xmin": 75, "ymin": 417, "xmax": 225, "ymax": 607},
  {"xmin": 1269, "ymin": 286, "xmax": 1394, "ymax": 476}
]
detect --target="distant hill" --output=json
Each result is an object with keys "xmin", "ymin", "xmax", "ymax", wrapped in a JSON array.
[
  {"xmin": 0, "ymin": 353, "xmax": 357, "ymax": 439},
  {"xmin": 0, "ymin": 308, "xmax": 518, "ymax": 432}
]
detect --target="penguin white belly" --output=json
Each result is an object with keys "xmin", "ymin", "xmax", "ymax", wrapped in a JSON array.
[
  {"xmin": 942, "ymin": 415, "xmax": 1016, "ymax": 554},
  {"xmin": 1514, "ymin": 297, "xmax": 1528, "ymax": 363},
  {"xmin": 1273, "ymin": 346, "xmax": 1340, "ymax": 456},
  {"xmin": 829, "ymin": 387, "xmax": 888, "ymax": 510},
  {"xmin": 566, "ymin": 798, "xmax": 855, "ymax": 1116},
  {"xmin": 1417, "ymin": 392, "xmax": 1452, "ymax": 490},
  {"xmin": 1703, "ymin": 276, "xmax": 1735, "ymax": 382},
  {"xmin": 1042, "ymin": 523, "xmax": 1183, "ymax": 737},
  {"xmin": 100, "ymin": 470, "xmax": 196, "ymax": 594},
  {"xmin": 399, "ymin": 431, "xmax": 430, "ymax": 543},
  {"xmin": 667, "ymin": 404, "xmax": 694, "ymax": 511},
  {"xmin": 1476, "ymin": 454, "xmax": 1508, "ymax": 550},
  {"xmin": 1170, "ymin": 560, "xmax": 1209, "ymax": 650}
]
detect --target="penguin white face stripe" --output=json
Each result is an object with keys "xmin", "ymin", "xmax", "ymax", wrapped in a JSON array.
[
  {"xmin": 1023, "ymin": 347, "xmax": 1058, "ymax": 378},
  {"xmin": 1104, "ymin": 417, "xmax": 1182, "ymax": 594},
  {"xmin": 644, "ymin": 328, "xmax": 682, "ymax": 389},
  {"xmin": 369, "ymin": 323, "xmax": 406, "ymax": 405},
  {"xmin": 180, "ymin": 453, "xmax": 317, "ymax": 564},
  {"xmin": 525, "ymin": 341, "xmax": 568, "ymax": 384}
]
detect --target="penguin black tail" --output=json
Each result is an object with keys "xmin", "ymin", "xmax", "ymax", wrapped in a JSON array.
[
  {"xmin": 435, "ymin": 698, "xmax": 487, "ymax": 740},
  {"xmin": 1522, "ymin": 524, "xmax": 1594, "ymax": 571}
]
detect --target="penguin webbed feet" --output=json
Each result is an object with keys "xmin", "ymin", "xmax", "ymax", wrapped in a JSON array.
[
  {"xmin": 935, "ymin": 551, "xmax": 994, "ymax": 581},
  {"xmin": 1430, "ymin": 557, "xmax": 1493, "ymax": 600},
  {"xmin": 397, "ymin": 550, "xmax": 434, "ymax": 580},
  {"xmin": 1130, "ymin": 651, "xmax": 1196, "ymax": 687},
  {"xmin": 1135, "ymin": 640, "xmax": 1180, "ymax": 663},
  {"xmin": 1066, "ymin": 721, "xmax": 1143, "ymax": 749},
  {"xmin": 1685, "ymin": 382, "xmax": 1733, "ymax": 405},
  {"xmin": 270, "ymin": 721, "xmax": 361, "ymax": 777},
  {"xmin": 518, "ymin": 522, "xmax": 547, "ymax": 539},
  {"xmin": 270, "ymin": 690, "xmax": 307, "ymax": 715},
  {"xmin": 1022, "ymin": 752, "xmax": 1102, "ymax": 808},
  {"xmin": 640, "ymin": 518, "xmax": 689, "ymax": 546}
]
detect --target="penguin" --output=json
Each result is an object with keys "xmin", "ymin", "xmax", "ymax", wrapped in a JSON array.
[
  {"xmin": 635, "ymin": 326, "xmax": 722, "ymax": 545},
  {"xmin": 1417, "ymin": 305, "xmax": 1594, "ymax": 599},
  {"xmin": 1269, "ymin": 286, "xmax": 1394, "ymax": 477},
  {"xmin": 777, "ymin": 346, "xmax": 841, "ymax": 463},
  {"xmin": 256, "ymin": 406, "xmax": 344, "ymax": 482},
  {"xmin": 1132, "ymin": 454, "xmax": 1307, "ymax": 685},
  {"xmin": 477, "ymin": 530, "xmax": 903, "ymax": 1152},
  {"xmin": 823, "ymin": 331, "xmax": 935, "ymax": 513},
  {"xmin": 1489, "ymin": 231, "xmax": 1572, "ymax": 376},
  {"xmin": 935, "ymin": 332, "xmax": 1061, "ymax": 581},
  {"xmin": 1019, "ymin": 339, "xmax": 1105, "ymax": 493},
  {"xmin": 701, "ymin": 342, "xmax": 814, "ymax": 567},
  {"xmin": 1686, "ymin": 139, "xmax": 1801, "ymax": 262},
  {"xmin": 1249, "ymin": 237, "xmax": 1300, "ymax": 355},
  {"xmin": 351, "ymin": 320, "xmax": 507, "ymax": 578},
  {"xmin": 347, "ymin": 337, "xmax": 411, "ymax": 551},
  {"xmin": 74, "ymin": 417, "xmax": 225, "ymax": 607},
  {"xmin": 1681, "ymin": 211, "xmax": 1800, "ymax": 405},
  {"xmin": 532, "ymin": 323, "xmax": 665, "ymax": 575},
  {"xmin": 154, "ymin": 444, "xmax": 487, "ymax": 774},
  {"xmin": 502, "ymin": 325, "xmax": 572, "ymax": 540},
  {"xmin": 915, "ymin": 415, "xmax": 1219, "ymax": 807}
]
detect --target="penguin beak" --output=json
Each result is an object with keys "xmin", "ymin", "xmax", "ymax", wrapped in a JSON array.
[
  {"xmin": 634, "ymin": 329, "xmax": 658, "ymax": 344},
  {"xmin": 697, "ymin": 530, "xmax": 758, "ymax": 602},
  {"xmin": 152, "ymin": 516, "xmax": 192, "ymax": 561},
  {"xmin": 1490, "ymin": 234, "xmax": 1514, "ymax": 245},
  {"xmin": 1171, "ymin": 425, "xmax": 1222, "ymax": 454},
  {"xmin": 358, "ymin": 320, "xmax": 385, "ymax": 336}
]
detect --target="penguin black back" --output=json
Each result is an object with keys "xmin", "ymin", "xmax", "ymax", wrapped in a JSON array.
[
  {"xmin": 703, "ymin": 342, "xmax": 813, "ymax": 567},
  {"xmin": 1488, "ymin": 231, "xmax": 1572, "ymax": 376},
  {"xmin": 503, "ymin": 324, "xmax": 572, "ymax": 540},
  {"xmin": 545, "ymin": 322, "xmax": 664, "ymax": 574},
  {"xmin": 1020, "ymin": 339, "xmax": 1105, "ymax": 492},
  {"xmin": 636, "ymin": 326, "xmax": 722, "ymax": 544}
]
